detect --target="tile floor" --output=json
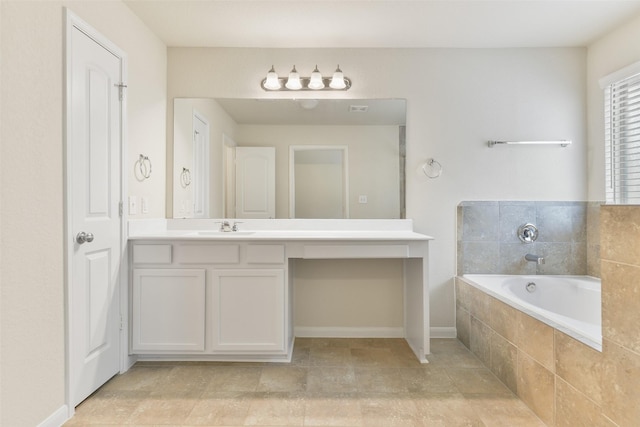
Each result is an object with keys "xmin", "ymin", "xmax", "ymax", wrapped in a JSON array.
[{"xmin": 65, "ymin": 338, "xmax": 545, "ymax": 426}]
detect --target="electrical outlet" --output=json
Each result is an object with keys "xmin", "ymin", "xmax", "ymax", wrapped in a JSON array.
[
  {"xmin": 128, "ymin": 196, "xmax": 138, "ymax": 215},
  {"xmin": 358, "ymin": 195, "xmax": 368, "ymax": 204}
]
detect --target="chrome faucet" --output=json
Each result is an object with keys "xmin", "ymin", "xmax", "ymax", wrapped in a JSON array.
[
  {"xmin": 525, "ymin": 253, "xmax": 545, "ymax": 265},
  {"xmin": 218, "ymin": 221, "xmax": 232, "ymax": 232},
  {"xmin": 217, "ymin": 220, "xmax": 242, "ymax": 232}
]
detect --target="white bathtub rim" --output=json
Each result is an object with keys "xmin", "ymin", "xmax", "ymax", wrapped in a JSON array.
[{"xmin": 459, "ymin": 274, "xmax": 602, "ymax": 352}]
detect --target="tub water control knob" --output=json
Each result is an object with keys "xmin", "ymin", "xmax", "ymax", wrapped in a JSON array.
[
  {"xmin": 76, "ymin": 231, "xmax": 94, "ymax": 244},
  {"xmin": 518, "ymin": 223, "xmax": 539, "ymax": 243}
]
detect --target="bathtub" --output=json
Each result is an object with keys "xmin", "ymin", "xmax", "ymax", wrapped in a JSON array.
[{"xmin": 461, "ymin": 274, "xmax": 602, "ymax": 351}]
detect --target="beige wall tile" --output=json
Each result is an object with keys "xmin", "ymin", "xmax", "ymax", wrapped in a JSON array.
[
  {"xmin": 517, "ymin": 351, "xmax": 555, "ymax": 426},
  {"xmin": 556, "ymin": 378, "xmax": 613, "ymax": 427},
  {"xmin": 517, "ymin": 312, "xmax": 555, "ymax": 372},
  {"xmin": 600, "ymin": 206, "xmax": 640, "ymax": 266},
  {"xmin": 601, "ymin": 260, "xmax": 640, "ymax": 354},
  {"xmin": 456, "ymin": 303, "xmax": 471, "ymax": 349},
  {"xmin": 470, "ymin": 316, "xmax": 491, "ymax": 366},
  {"xmin": 601, "ymin": 339, "xmax": 640, "ymax": 426},
  {"xmin": 555, "ymin": 331, "xmax": 603, "ymax": 405},
  {"xmin": 490, "ymin": 298, "xmax": 518, "ymax": 344},
  {"xmin": 469, "ymin": 285, "xmax": 492, "ymax": 323},
  {"xmin": 490, "ymin": 332, "xmax": 518, "ymax": 393},
  {"xmin": 455, "ymin": 277, "xmax": 471, "ymax": 311}
]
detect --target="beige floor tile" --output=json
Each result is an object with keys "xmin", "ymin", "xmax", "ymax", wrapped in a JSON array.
[
  {"xmin": 304, "ymin": 393, "xmax": 363, "ymax": 426},
  {"xmin": 99, "ymin": 365, "xmax": 173, "ymax": 392},
  {"xmin": 466, "ymin": 394, "xmax": 547, "ymax": 426},
  {"xmin": 398, "ymin": 367, "xmax": 458, "ymax": 393},
  {"xmin": 411, "ymin": 391, "xmax": 485, "ymax": 426},
  {"xmin": 244, "ymin": 392, "xmax": 305, "ymax": 426},
  {"xmin": 257, "ymin": 366, "xmax": 308, "ymax": 392},
  {"xmin": 426, "ymin": 340, "xmax": 485, "ymax": 369},
  {"xmin": 446, "ymin": 368, "xmax": 512, "ymax": 395},
  {"xmin": 203, "ymin": 366, "xmax": 262, "ymax": 393},
  {"xmin": 309, "ymin": 347, "xmax": 353, "ymax": 366},
  {"xmin": 64, "ymin": 390, "xmax": 146, "ymax": 425},
  {"xmin": 355, "ymin": 367, "xmax": 410, "ymax": 393},
  {"xmin": 307, "ymin": 366, "xmax": 358, "ymax": 393},
  {"xmin": 125, "ymin": 396, "xmax": 197, "ymax": 425},
  {"xmin": 67, "ymin": 339, "xmax": 544, "ymax": 426},
  {"xmin": 360, "ymin": 393, "xmax": 422, "ymax": 427},
  {"xmin": 184, "ymin": 391, "xmax": 251, "ymax": 426},
  {"xmin": 351, "ymin": 347, "xmax": 398, "ymax": 367}
]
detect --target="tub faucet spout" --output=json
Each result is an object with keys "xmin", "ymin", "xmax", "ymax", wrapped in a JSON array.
[{"xmin": 525, "ymin": 253, "xmax": 545, "ymax": 265}]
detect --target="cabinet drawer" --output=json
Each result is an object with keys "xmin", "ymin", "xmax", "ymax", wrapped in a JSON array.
[
  {"xmin": 247, "ymin": 245, "xmax": 285, "ymax": 264},
  {"xmin": 132, "ymin": 244, "xmax": 172, "ymax": 264},
  {"xmin": 174, "ymin": 244, "xmax": 240, "ymax": 264}
]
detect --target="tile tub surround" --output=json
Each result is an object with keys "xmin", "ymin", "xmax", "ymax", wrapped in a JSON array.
[
  {"xmin": 65, "ymin": 338, "xmax": 546, "ymax": 426},
  {"xmin": 457, "ymin": 219, "xmax": 640, "ymax": 427},
  {"xmin": 457, "ymin": 201, "xmax": 602, "ymax": 277}
]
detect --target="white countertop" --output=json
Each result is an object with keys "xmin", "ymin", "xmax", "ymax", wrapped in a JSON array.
[{"xmin": 128, "ymin": 219, "xmax": 433, "ymax": 241}]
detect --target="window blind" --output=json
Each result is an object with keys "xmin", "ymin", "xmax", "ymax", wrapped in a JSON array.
[{"xmin": 604, "ymin": 70, "xmax": 640, "ymax": 204}]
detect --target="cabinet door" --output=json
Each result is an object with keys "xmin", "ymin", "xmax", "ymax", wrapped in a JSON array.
[
  {"xmin": 211, "ymin": 269, "xmax": 285, "ymax": 353},
  {"xmin": 132, "ymin": 268, "xmax": 206, "ymax": 352}
]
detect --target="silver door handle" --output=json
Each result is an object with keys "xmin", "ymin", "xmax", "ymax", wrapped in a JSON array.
[{"xmin": 76, "ymin": 231, "xmax": 94, "ymax": 244}]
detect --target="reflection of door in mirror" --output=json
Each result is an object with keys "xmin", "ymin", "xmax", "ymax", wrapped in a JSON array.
[
  {"xmin": 290, "ymin": 146, "xmax": 349, "ymax": 219},
  {"xmin": 192, "ymin": 112, "xmax": 210, "ymax": 218},
  {"xmin": 173, "ymin": 108, "xmax": 210, "ymax": 218},
  {"xmin": 235, "ymin": 147, "xmax": 276, "ymax": 218},
  {"xmin": 222, "ymin": 134, "xmax": 236, "ymax": 218}
]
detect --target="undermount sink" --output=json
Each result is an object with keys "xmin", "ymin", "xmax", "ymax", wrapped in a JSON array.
[{"xmin": 196, "ymin": 231, "xmax": 256, "ymax": 236}]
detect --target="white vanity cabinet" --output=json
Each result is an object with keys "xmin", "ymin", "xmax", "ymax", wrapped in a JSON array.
[
  {"xmin": 211, "ymin": 268, "xmax": 285, "ymax": 353},
  {"xmin": 132, "ymin": 268, "xmax": 206, "ymax": 353},
  {"xmin": 130, "ymin": 242, "xmax": 290, "ymax": 361},
  {"xmin": 127, "ymin": 220, "xmax": 432, "ymax": 363}
]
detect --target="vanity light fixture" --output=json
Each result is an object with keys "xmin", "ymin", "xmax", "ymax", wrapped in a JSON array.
[{"xmin": 261, "ymin": 64, "xmax": 351, "ymax": 91}]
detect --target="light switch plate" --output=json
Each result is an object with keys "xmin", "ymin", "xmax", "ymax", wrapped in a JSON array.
[
  {"xmin": 358, "ymin": 195, "xmax": 368, "ymax": 204},
  {"xmin": 141, "ymin": 197, "xmax": 149, "ymax": 214},
  {"xmin": 129, "ymin": 196, "xmax": 138, "ymax": 215}
]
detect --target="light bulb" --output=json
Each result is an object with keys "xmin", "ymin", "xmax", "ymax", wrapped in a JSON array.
[
  {"xmin": 308, "ymin": 65, "xmax": 325, "ymax": 90},
  {"xmin": 329, "ymin": 65, "xmax": 346, "ymax": 89},
  {"xmin": 263, "ymin": 65, "xmax": 280, "ymax": 90},
  {"xmin": 285, "ymin": 65, "xmax": 302, "ymax": 90}
]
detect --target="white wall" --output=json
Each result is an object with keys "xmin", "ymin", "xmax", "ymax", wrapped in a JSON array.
[
  {"xmin": 168, "ymin": 47, "xmax": 587, "ymax": 332},
  {"xmin": 587, "ymin": 14, "xmax": 640, "ymax": 201},
  {"xmin": 0, "ymin": 1, "xmax": 165, "ymax": 425}
]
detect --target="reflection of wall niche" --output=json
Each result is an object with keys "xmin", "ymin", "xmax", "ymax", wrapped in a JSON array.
[{"xmin": 291, "ymin": 146, "xmax": 348, "ymax": 219}]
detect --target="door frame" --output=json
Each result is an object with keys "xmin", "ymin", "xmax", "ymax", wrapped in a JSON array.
[
  {"xmin": 192, "ymin": 109, "xmax": 210, "ymax": 218},
  {"xmin": 289, "ymin": 145, "xmax": 350, "ymax": 218},
  {"xmin": 64, "ymin": 9, "xmax": 129, "ymax": 416}
]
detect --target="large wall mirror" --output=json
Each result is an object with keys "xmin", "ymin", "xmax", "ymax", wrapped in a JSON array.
[{"xmin": 170, "ymin": 98, "xmax": 406, "ymax": 219}]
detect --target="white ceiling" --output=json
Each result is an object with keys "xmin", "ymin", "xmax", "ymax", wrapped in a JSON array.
[{"xmin": 124, "ymin": 0, "xmax": 640, "ymax": 48}]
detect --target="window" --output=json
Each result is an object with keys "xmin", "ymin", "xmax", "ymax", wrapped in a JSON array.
[{"xmin": 602, "ymin": 62, "xmax": 640, "ymax": 204}]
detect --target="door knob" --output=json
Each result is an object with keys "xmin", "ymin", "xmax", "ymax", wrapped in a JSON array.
[{"xmin": 76, "ymin": 231, "xmax": 94, "ymax": 244}]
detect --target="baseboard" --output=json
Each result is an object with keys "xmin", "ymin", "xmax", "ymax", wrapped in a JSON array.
[
  {"xmin": 430, "ymin": 326, "xmax": 457, "ymax": 338},
  {"xmin": 37, "ymin": 404, "xmax": 70, "ymax": 427},
  {"xmin": 294, "ymin": 326, "xmax": 404, "ymax": 338}
]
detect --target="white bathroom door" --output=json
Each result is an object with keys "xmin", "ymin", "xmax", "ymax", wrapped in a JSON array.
[
  {"xmin": 192, "ymin": 112, "xmax": 210, "ymax": 218},
  {"xmin": 67, "ymin": 17, "xmax": 124, "ymax": 407},
  {"xmin": 235, "ymin": 147, "xmax": 276, "ymax": 218}
]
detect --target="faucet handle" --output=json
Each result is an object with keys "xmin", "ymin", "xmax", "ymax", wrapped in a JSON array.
[{"xmin": 232, "ymin": 221, "xmax": 243, "ymax": 232}]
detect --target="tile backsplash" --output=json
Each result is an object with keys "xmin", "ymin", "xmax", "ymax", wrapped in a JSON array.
[{"xmin": 457, "ymin": 201, "xmax": 601, "ymax": 276}]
